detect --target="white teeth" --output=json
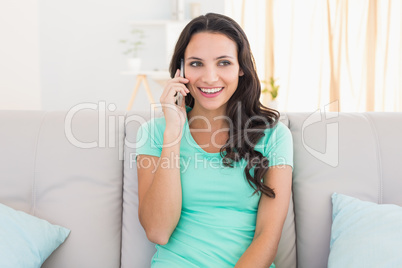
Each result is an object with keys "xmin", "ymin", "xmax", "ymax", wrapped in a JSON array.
[{"xmin": 199, "ymin": 87, "xmax": 223, "ymax": 94}]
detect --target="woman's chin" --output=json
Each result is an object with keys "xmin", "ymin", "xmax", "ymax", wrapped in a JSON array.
[{"xmin": 196, "ymin": 101, "xmax": 227, "ymax": 113}]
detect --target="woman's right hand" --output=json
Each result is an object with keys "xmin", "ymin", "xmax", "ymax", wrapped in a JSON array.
[{"xmin": 159, "ymin": 69, "xmax": 190, "ymax": 133}]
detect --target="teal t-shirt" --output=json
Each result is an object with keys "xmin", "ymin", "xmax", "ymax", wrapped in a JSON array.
[{"xmin": 135, "ymin": 106, "xmax": 293, "ymax": 267}]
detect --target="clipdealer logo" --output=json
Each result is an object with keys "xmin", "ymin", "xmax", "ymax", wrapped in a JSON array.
[
  {"xmin": 64, "ymin": 100, "xmax": 339, "ymax": 166},
  {"xmin": 64, "ymin": 101, "xmax": 136, "ymax": 161},
  {"xmin": 301, "ymin": 101, "xmax": 339, "ymax": 167}
]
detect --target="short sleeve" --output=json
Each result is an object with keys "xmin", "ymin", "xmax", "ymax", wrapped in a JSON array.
[
  {"xmin": 135, "ymin": 120, "xmax": 163, "ymax": 159},
  {"xmin": 264, "ymin": 121, "xmax": 294, "ymax": 170}
]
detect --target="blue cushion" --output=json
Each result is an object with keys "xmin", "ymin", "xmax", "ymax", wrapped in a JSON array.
[
  {"xmin": 328, "ymin": 193, "xmax": 402, "ymax": 267},
  {"xmin": 0, "ymin": 203, "xmax": 70, "ymax": 268}
]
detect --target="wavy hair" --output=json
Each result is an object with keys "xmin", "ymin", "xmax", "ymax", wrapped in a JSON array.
[{"xmin": 169, "ymin": 13, "xmax": 280, "ymax": 198}]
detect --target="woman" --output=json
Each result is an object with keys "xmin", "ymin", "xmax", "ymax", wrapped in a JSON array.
[{"xmin": 136, "ymin": 13, "xmax": 293, "ymax": 268}]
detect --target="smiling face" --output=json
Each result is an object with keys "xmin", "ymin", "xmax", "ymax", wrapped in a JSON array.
[{"xmin": 184, "ymin": 32, "xmax": 244, "ymax": 113}]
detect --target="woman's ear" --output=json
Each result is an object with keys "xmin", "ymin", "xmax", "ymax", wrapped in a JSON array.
[{"xmin": 239, "ymin": 69, "xmax": 244, "ymax": 76}]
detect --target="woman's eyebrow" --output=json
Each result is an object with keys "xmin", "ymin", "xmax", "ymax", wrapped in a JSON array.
[
  {"xmin": 187, "ymin": 56, "xmax": 203, "ymax": 61},
  {"xmin": 186, "ymin": 55, "xmax": 234, "ymax": 61},
  {"xmin": 215, "ymin": 55, "xmax": 234, "ymax": 60}
]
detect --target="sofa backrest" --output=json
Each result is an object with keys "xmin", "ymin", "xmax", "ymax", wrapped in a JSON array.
[
  {"xmin": 0, "ymin": 110, "xmax": 125, "ymax": 268},
  {"xmin": 122, "ymin": 109, "xmax": 297, "ymax": 268},
  {"xmin": 122, "ymin": 110, "xmax": 158, "ymax": 268},
  {"xmin": 287, "ymin": 112, "xmax": 402, "ymax": 268}
]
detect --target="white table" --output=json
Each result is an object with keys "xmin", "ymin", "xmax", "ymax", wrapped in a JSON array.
[{"xmin": 121, "ymin": 70, "xmax": 170, "ymax": 111}]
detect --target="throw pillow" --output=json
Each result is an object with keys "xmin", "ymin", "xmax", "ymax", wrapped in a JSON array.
[
  {"xmin": 328, "ymin": 193, "xmax": 402, "ymax": 267},
  {"xmin": 0, "ymin": 203, "xmax": 70, "ymax": 268}
]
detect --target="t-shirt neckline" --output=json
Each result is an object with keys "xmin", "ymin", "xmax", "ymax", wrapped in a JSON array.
[{"xmin": 185, "ymin": 106, "xmax": 223, "ymax": 156}]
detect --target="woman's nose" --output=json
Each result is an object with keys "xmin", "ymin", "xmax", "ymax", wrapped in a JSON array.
[{"xmin": 201, "ymin": 66, "xmax": 219, "ymax": 84}]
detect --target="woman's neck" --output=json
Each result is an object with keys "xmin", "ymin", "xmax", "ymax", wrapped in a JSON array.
[{"xmin": 187, "ymin": 105, "xmax": 230, "ymax": 131}]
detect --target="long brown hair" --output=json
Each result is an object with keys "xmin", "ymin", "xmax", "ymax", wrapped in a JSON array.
[{"xmin": 170, "ymin": 13, "xmax": 280, "ymax": 198}]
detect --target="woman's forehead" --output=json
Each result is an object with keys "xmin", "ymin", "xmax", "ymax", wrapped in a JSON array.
[{"xmin": 185, "ymin": 32, "xmax": 238, "ymax": 59}]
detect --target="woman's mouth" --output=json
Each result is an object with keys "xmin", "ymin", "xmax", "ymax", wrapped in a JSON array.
[{"xmin": 198, "ymin": 87, "xmax": 224, "ymax": 98}]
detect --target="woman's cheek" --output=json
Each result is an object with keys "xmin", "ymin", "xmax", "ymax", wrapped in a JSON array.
[{"xmin": 185, "ymin": 76, "xmax": 196, "ymax": 91}]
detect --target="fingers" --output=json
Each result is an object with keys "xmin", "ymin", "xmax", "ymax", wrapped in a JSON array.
[
  {"xmin": 160, "ymin": 69, "xmax": 189, "ymax": 102},
  {"xmin": 174, "ymin": 69, "xmax": 180, "ymax": 78},
  {"xmin": 174, "ymin": 69, "xmax": 188, "ymax": 83},
  {"xmin": 160, "ymin": 83, "xmax": 190, "ymax": 104}
]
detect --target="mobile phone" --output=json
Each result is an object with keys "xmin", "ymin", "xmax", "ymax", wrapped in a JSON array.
[{"xmin": 175, "ymin": 59, "xmax": 184, "ymax": 106}]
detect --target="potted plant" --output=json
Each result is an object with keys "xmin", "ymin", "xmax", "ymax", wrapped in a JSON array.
[
  {"xmin": 261, "ymin": 77, "xmax": 280, "ymax": 109},
  {"xmin": 120, "ymin": 28, "xmax": 145, "ymax": 72}
]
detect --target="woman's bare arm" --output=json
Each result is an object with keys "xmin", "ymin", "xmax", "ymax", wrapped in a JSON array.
[
  {"xmin": 235, "ymin": 165, "xmax": 292, "ymax": 267},
  {"xmin": 137, "ymin": 129, "xmax": 183, "ymax": 245}
]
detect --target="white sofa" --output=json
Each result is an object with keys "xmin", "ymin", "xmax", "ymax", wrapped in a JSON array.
[{"xmin": 0, "ymin": 109, "xmax": 401, "ymax": 268}]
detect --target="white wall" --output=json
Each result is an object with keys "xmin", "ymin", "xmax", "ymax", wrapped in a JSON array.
[
  {"xmin": 0, "ymin": 0, "xmax": 42, "ymax": 110},
  {"xmin": 0, "ymin": 0, "xmax": 224, "ymax": 111}
]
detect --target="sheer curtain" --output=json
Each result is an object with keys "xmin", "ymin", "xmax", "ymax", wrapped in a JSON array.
[{"xmin": 225, "ymin": 0, "xmax": 401, "ymax": 112}]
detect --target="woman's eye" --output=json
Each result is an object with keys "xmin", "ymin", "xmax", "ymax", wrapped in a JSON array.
[
  {"xmin": 218, "ymin": 60, "xmax": 231, "ymax": 66},
  {"xmin": 190, "ymin": 61, "xmax": 202, "ymax": 67}
]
